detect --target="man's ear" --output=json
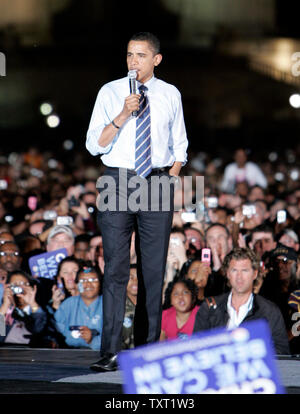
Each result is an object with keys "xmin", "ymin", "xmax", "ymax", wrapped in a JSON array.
[
  {"xmin": 253, "ymin": 269, "xmax": 258, "ymax": 281},
  {"xmin": 154, "ymin": 53, "xmax": 162, "ymax": 67}
]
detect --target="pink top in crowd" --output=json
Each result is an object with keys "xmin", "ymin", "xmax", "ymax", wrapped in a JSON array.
[{"xmin": 161, "ymin": 305, "xmax": 200, "ymax": 340}]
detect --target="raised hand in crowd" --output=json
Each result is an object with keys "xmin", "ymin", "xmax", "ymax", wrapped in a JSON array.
[
  {"xmin": 20, "ymin": 283, "xmax": 39, "ymax": 310},
  {"xmin": 78, "ymin": 326, "xmax": 93, "ymax": 344},
  {"xmin": 51, "ymin": 285, "xmax": 66, "ymax": 311},
  {"xmin": 0, "ymin": 283, "xmax": 15, "ymax": 314}
]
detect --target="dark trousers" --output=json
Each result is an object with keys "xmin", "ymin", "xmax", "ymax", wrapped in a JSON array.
[{"xmin": 97, "ymin": 167, "xmax": 174, "ymax": 355}]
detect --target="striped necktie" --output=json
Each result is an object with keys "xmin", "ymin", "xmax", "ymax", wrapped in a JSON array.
[{"xmin": 135, "ymin": 84, "xmax": 152, "ymax": 178}]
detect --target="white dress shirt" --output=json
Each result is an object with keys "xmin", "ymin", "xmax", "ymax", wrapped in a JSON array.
[
  {"xmin": 86, "ymin": 75, "xmax": 188, "ymax": 169},
  {"xmin": 227, "ymin": 292, "xmax": 254, "ymax": 330}
]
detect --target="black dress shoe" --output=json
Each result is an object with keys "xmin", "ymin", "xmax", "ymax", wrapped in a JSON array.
[{"xmin": 90, "ymin": 353, "xmax": 118, "ymax": 372}]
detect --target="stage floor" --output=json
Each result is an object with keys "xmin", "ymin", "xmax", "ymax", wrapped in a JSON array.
[
  {"xmin": 0, "ymin": 347, "xmax": 123, "ymax": 394},
  {"xmin": 0, "ymin": 347, "xmax": 299, "ymax": 395}
]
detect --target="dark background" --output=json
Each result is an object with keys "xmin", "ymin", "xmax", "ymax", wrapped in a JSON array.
[{"xmin": 1, "ymin": 0, "xmax": 300, "ymax": 162}]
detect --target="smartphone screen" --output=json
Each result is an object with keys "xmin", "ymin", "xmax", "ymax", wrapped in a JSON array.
[{"xmin": 201, "ymin": 248, "xmax": 211, "ymax": 264}]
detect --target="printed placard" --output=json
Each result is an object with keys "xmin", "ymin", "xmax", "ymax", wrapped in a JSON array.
[
  {"xmin": 29, "ymin": 248, "xmax": 68, "ymax": 279},
  {"xmin": 118, "ymin": 319, "xmax": 285, "ymax": 394}
]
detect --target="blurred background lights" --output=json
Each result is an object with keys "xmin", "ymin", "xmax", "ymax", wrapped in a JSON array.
[
  {"xmin": 46, "ymin": 114, "xmax": 60, "ymax": 128},
  {"xmin": 8, "ymin": 152, "xmax": 18, "ymax": 165},
  {"xmin": 63, "ymin": 139, "xmax": 74, "ymax": 150},
  {"xmin": 275, "ymin": 172, "xmax": 284, "ymax": 181},
  {"xmin": 48, "ymin": 158, "xmax": 58, "ymax": 169},
  {"xmin": 268, "ymin": 152, "xmax": 278, "ymax": 162},
  {"xmin": 289, "ymin": 94, "xmax": 300, "ymax": 108},
  {"xmin": 286, "ymin": 149, "xmax": 296, "ymax": 163},
  {"xmin": 40, "ymin": 102, "xmax": 53, "ymax": 116},
  {"xmin": 290, "ymin": 169, "xmax": 299, "ymax": 181}
]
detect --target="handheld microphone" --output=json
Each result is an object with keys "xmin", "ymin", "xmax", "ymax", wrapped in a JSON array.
[{"xmin": 128, "ymin": 70, "xmax": 138, "ymax": 117}]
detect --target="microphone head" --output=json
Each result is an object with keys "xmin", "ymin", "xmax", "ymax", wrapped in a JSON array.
[{"xmin": 128, "ymin": 69, "xmax": 137, "ymax": 79}]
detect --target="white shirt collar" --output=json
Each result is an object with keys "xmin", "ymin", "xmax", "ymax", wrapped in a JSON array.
[
  {"xmin": 227, "ymin": 291, "xmax": 254, "ymax": 330},
  {"xmin": 137, "ymin": 75, "xmax": 155, "ymax": 90}
]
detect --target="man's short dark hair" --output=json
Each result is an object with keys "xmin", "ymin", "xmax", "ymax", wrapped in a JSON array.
[
  {"xmin": 0, "ymin": 241, "xmax": 19, "ymax": 251},
  {"xmin": 183, "ymin": 225, "xmax": 203, "ymax": 236},
  {"xmin": 250, "ymin": 224, "xmax": 275, "ymax": 241},
  {"xmin": 205, "ymin": 222, "xmax": 230, "ymax": 239},
  {"xmin": 129, "ymin": 32, "xmax": 160, "ymax": 55},
  {"xmin": 75, "ymin": 234, "xmax": 91, "ymax": 244}
]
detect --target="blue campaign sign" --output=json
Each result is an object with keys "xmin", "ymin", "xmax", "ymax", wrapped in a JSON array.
[
  {"xmin": 29, "ymin": 248, "xmax": 68, "ymax": 279},
  {"xmin": 118, "ymin": 319, "xmax": 285, "ymax": 394}
]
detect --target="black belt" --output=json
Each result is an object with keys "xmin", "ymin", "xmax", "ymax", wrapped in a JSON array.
[{"xmin": 150, "ymin": 167, "xmax": 170, "ymax": 175}]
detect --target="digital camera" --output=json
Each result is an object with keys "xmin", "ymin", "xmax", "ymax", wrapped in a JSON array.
[
  {"xmin": 11, "ymin": 286, "xmax": 23, "ymax": 295},
  {"xmin": 69, "ymin": 325, "xmax": 81, "ymax": 339}
]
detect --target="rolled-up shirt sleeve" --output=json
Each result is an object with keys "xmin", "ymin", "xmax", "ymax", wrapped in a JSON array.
[
  {"xmin": 86, "ymin": 86, "xmax": 113, "ymax": 155},
  {"xmin": 169, "ymin": 89, "xmax": 188, "ymax": 166}
]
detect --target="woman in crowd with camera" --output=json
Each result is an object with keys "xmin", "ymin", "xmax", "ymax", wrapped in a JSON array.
[{"xmin": 0, "ymin": 270, "xmax": 47, "ymax": 346}]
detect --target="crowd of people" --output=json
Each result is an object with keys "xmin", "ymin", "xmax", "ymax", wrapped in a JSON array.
[{"xmin": 0, "ymin": 145, "xmax": 300, "ymax": 354}]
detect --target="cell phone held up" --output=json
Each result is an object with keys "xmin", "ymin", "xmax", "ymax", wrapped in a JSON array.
[
  {"xmin": 277, "ymin": 210, "xmax": 286, "ymax": 224},
  {"xmin": 201, "ymin": 248, "xmax": 211, "ymax": 265},
  {"xmin": 27, "ymin": 196, "xmax": 38, "ymax": 211},
  {"xmin": 68, "ymin": 195, "xmax": 80, "ymax": 209},
  {"xmin": 57, "ymin": 216, "xmax": 73, "ymax": 226}
]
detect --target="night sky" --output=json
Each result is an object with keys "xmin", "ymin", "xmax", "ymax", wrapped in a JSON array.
[{"xmin": 1, "ymin": 0, "xmax": 300, "ymax": 155}]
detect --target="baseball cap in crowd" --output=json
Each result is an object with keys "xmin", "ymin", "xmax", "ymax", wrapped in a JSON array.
[
  {"xmin": 269, "ymin": 244, "xmax": 298, "ymax": 262},
  {"xmin": 47, "ymin": 225, "xmax": 75, "ymax": 245}
]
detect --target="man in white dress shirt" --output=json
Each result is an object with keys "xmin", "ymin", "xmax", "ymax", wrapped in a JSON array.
[{"xmin": 86, "ymin": 32, "xmax": 188, "ymax": 371}]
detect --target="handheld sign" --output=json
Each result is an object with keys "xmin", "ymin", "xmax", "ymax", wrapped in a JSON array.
[
  {"xmin": 118, "ymin": 319, "xmax": 285, "ymax": 394},
  {"xmin": 29, "ymin": 248, "xmax": 68, "ymax": 279}
]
